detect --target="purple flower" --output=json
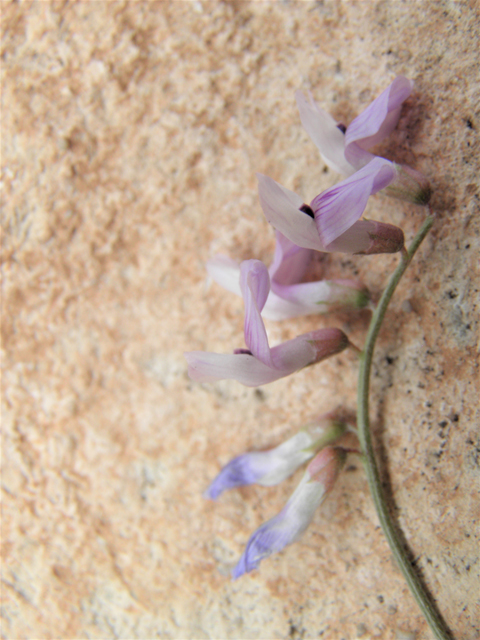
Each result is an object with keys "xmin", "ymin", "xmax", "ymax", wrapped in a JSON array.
[
  {"xmin": 311, "ymin": 157, "xmax": 400, "ymax": 246},
  {"xmin": 206, "ymin": 231, "xmax": 369, "ymax": 321},
  {"xmin": 232, "ymin": 446, "xmax": 347, "ymax": 578},
  {"xmin": 185, "ymin": 260, "xmax": 349, "ymax": 387},
  {"xmin": 204, "ymin": 415, "xmax": 348, "ymax": 499},
  {"xmin": 295, "ymin": 76, "xmax": 414, "ymax": 176},
  {"xmin": 258, "ymin": 173, "xmax": 405, "ymax": 255}
]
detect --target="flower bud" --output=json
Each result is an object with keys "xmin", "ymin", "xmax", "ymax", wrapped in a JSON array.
[
  {"xmin": 232, "ymin": 446, "xmax": 347, "ymax": 578},
  {"xmin": 204, "ymin": 413, "xmax": 350, "ymax": 499}
]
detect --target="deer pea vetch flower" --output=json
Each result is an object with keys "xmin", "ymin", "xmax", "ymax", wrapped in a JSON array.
[
  {"xmin": 206, "ymin": 231, "xmax": 369, "ymax": 321},
  {"xmin": 294, "ymin": 76, "xmax": 431, "ymax": 246},
  {"xmin": 232, "ymin": 446, "xmax": 347, "ymax": 579},
  {"xmin": 185, "ymin": 260, "xmax": 349, "ymax": 386},
  {"xmin": 204, "ymin": 413, "xmax": 348, "ymax": 499},
  {"xmin": 295, "ymin": 75, "xmax": 414, "ymax": 177},
  {"xmin": 257, "ymin": 172, "xmax": 405, "ymax": 256}
]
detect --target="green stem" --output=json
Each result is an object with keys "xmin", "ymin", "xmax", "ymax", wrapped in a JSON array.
[{"xmin": 357, "ymin": 216, "xmax": 452, "ymax": 640}]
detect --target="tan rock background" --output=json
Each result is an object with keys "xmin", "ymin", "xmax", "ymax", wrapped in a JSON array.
[{"xmin": 2, "ymin": 2, "xmax": 479, "ymax": 639}]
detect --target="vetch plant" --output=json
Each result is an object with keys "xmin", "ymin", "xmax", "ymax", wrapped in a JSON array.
[{"xmin": 186, "ymin": 77, "xmax": 452, "ymax": 639}]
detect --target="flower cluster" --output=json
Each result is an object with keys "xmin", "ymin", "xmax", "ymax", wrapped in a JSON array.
[{"xmin": 185, "ymin": 77, "xmax": 430, "ymax": 577}]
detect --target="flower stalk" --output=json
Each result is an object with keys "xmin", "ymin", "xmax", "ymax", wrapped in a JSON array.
[{"xmin": 357, "ymin": 215, "xmax": 452, "ymax": 640}]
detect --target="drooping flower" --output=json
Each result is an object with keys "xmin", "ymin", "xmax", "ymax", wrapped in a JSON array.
[
  {"xmin": 295, "ymin": 76, "xmax": 414, "ymax": 176},
  {"xmin": 232, "ymin": 446, "xmax": 347, "ymax": 578},
  {"xmin": 185, "ymin": 260, "xmax": 349, "ymax": 387},
  {"xmin": 204, "ymin": 414, "xmax": 349, "ymax": 499},
  {"xmin": 206, "ymin": 231, "xmax": 369, "ymax": 321},
  {"xmin": 257, "ymin": 172, "xmax": 405, "ymax": 254}
]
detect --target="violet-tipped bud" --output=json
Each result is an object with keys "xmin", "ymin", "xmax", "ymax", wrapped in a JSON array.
[
  {"xmin": 204, "ymin": 413, "xmax": 349, "ymax": 500},
  {"xmin": 232, "ymin": 446, "xmax": 347, "ymax": 578}
]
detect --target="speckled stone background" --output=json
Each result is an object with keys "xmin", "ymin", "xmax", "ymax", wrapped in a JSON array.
[{"xmin": 2, "ymin": 2, "xmax": 479, "ymax": 639}]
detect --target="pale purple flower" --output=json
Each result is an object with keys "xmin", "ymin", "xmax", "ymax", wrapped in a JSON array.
[
  {"xmin": 258, "ymin": 173, "xmax": 405, "ymax": 255},
  {"xmin": 204, "ymin": 415, "xmax": 348, "ymax": 499},
  {"xmin": 185, "ymin": 260, "xmax": 349, "ymax": 387},
  {"xmin": 295, "ymin": 76, "xmax": 414, "ymax": 176},
  {"xmin": 311, "ymin": 157, "xmax": 400, "ymax": 246},
  {"xmin": 206, "ymin": 231, "xmax": 369, "ymax": 321},
  {"xmin": 232, "ymin": 446, "xmax": 347, "ymax": 578}
]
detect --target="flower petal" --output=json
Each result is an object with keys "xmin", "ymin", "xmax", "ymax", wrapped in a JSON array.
[
  {"xmin": 185, "ymin": 328, "xmax": 347, "ymax": 388},
  {"xmin": 240, "ymin": 260, "xmax": 273, "ymax": 367},
  {"xmin": 267, "ymin": 334, "xmax": 314, "ymax": 372},
  {"xmin": 204, "ymin": 452, "xmax": 270, "ymax": 500},
  {"xmin": 265, "ymin": 283, "xmax": 333, "ymax": 320},
  {"xmin": 260, "ymin": 292, "xmax": 316, "ymax": 321},
  {"xmin": 205, "ymin": 415, "xmax": 349, "ymax": 501},
  {"xmin": 269, "ymin": 231, "xmax": 313, "ymax": 286},
  {"xmin": 343, "ymin": 140, "xmax": 376, "ymax": 171},
  {"xmin": 232, "ymin": 510, "xmax": 298, "ymax": 578},
  {"xmin": 205, "ymin": 234, "xmax": 368, "ymax": 319},
  {"xmin": 345, "ymin": 76, "xmax": 413, "ymax": 152},
  {"xmin": 295, "ymin": 90, "xmax": 355, "ymax": 176},
  {"xmin": 257, "ymin": 173, "xmax": 328, "ymax": 252},
  {"xmin": 270, "ymin": 328, "xmax": 347, "ymax": 371},
  {"xmin": 265, "ymin": 281, "xmax": 368, "ymax": 320},
  {"xmin": 206, "ymin": 255, "xmax": 242, "ymax": 297},
  {"xmin": 311, "ymin": 157, "xmax": 397, "ymax": 246},
  {"xmin": 257, "ymin": 173, "xmax": 399, "ymax": 256},
  {"xmin": 184, "ymin": 351, "xmax": 287, "ymax": 387},
  {"xmin": 206, "ymin": 253, "xmax": 306, "ymax": 320}
]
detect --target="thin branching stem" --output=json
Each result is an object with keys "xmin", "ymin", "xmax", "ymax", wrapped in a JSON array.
[{"xmin": 357, "ymin": 216, "xmax": 452, "ymax": 640}]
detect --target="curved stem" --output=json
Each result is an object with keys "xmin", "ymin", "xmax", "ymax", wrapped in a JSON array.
[{"xmin": 357, "ymin": 216, "xmax": 452, "ymax": 640}]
